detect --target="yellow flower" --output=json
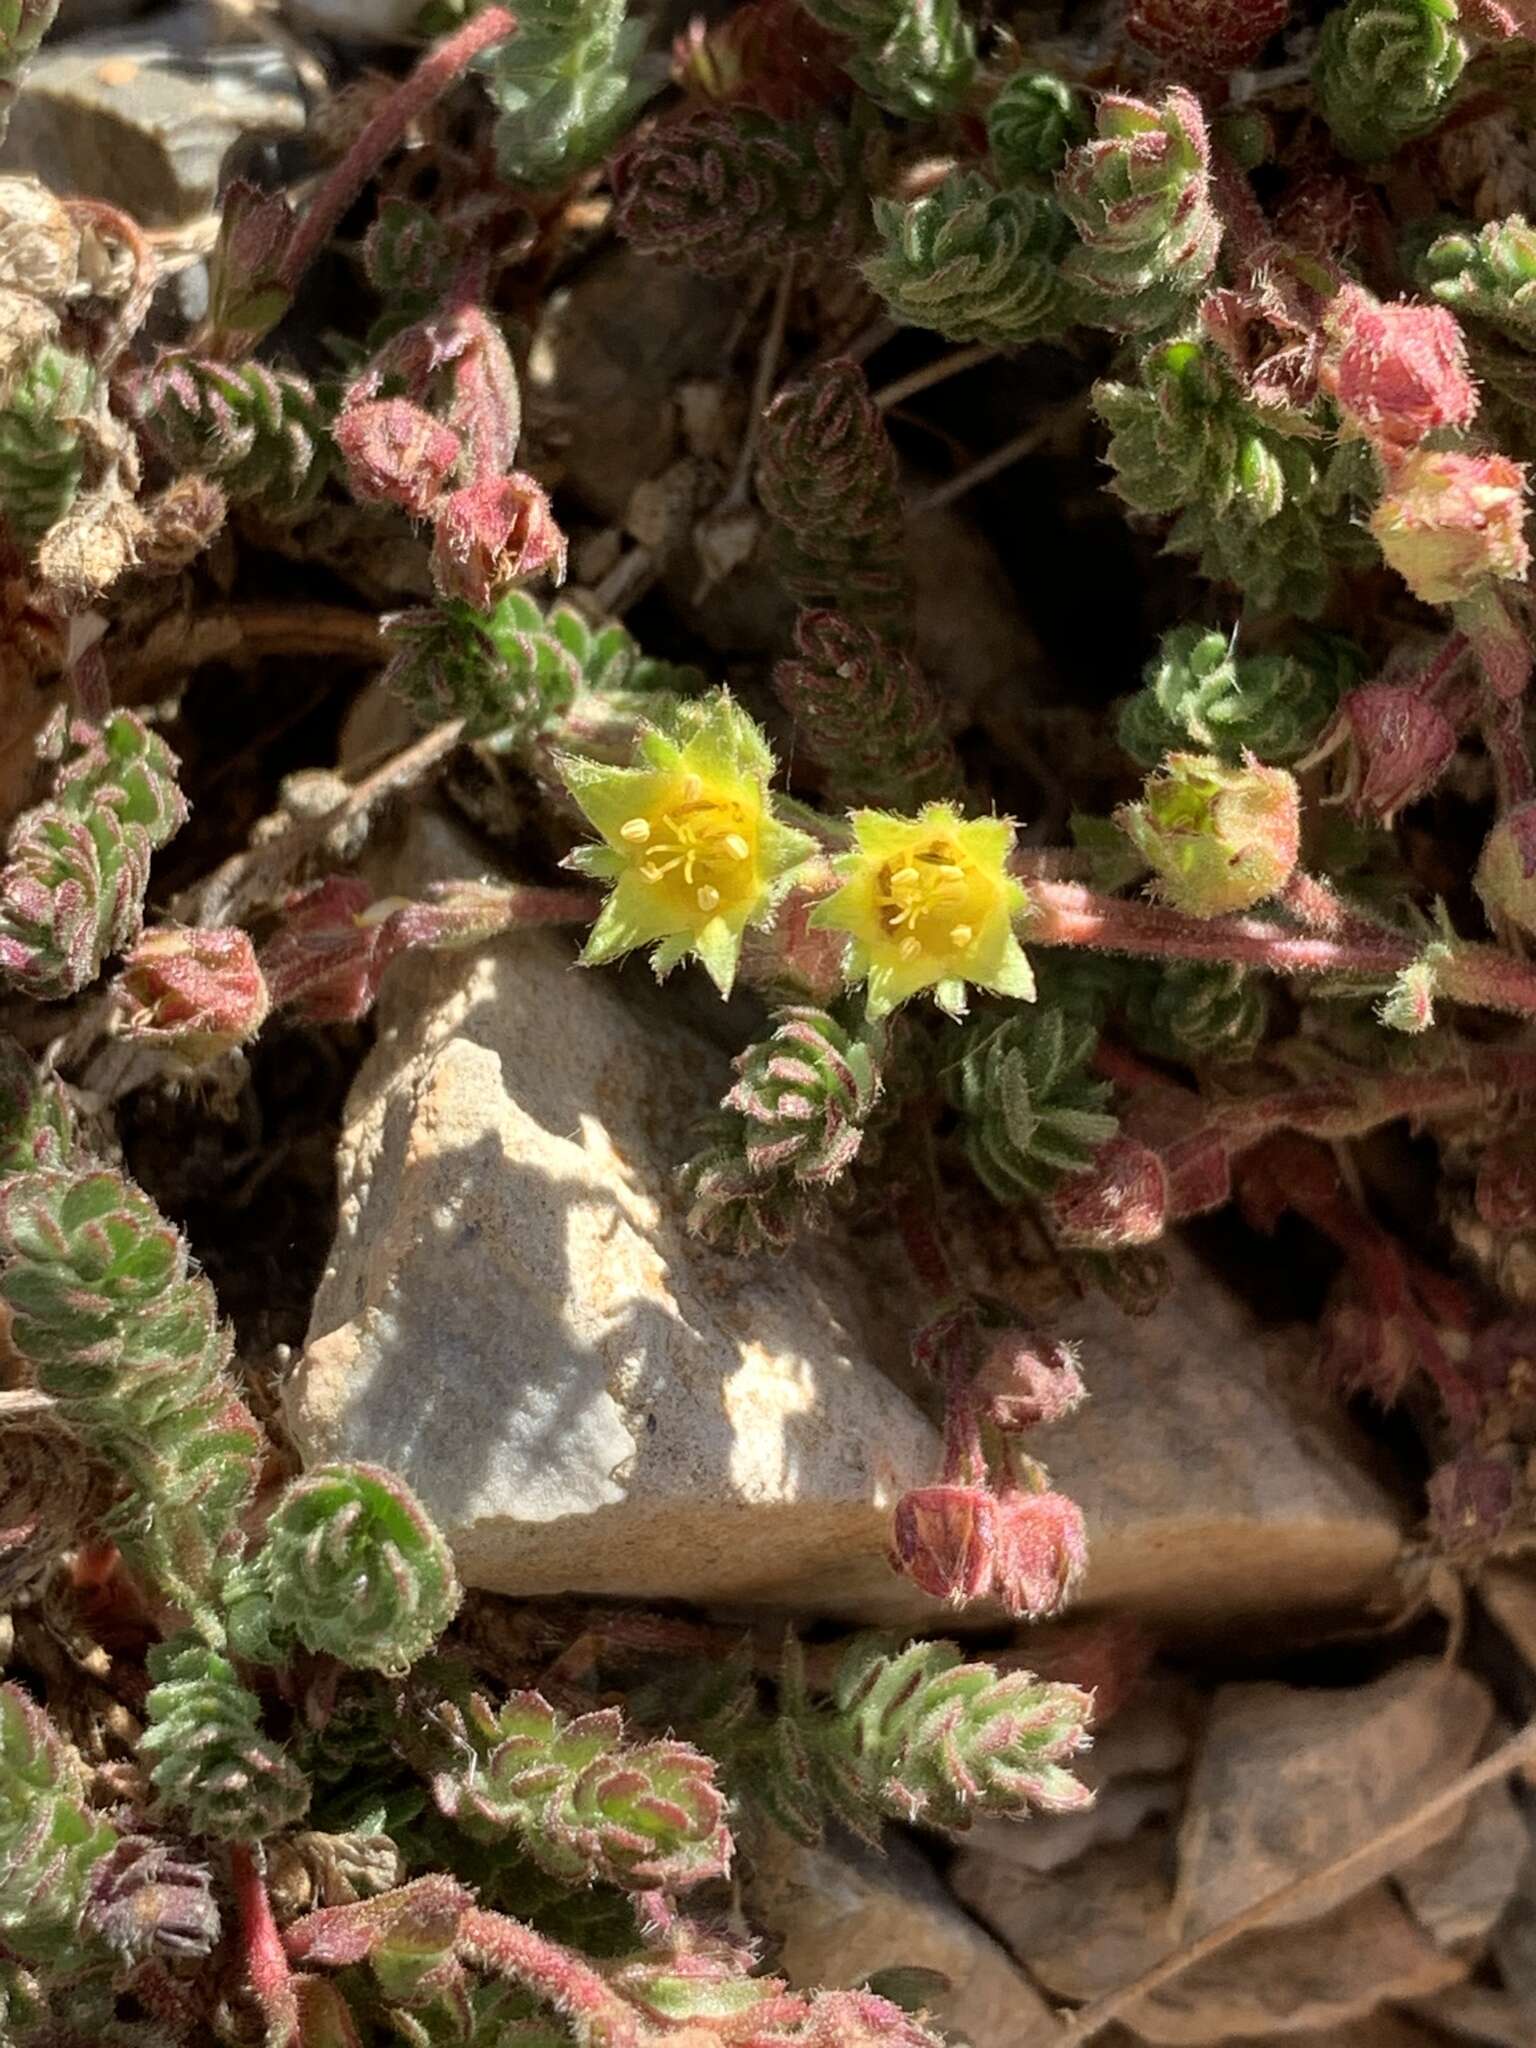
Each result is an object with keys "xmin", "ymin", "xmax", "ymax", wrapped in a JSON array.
[
  {"xmin": 811, "ymin": 803, "xmax": 1034, "ymax": 1019},
  {"xmin": 559, "ymin": 692, "xmax": 815, "ymax": 996}
]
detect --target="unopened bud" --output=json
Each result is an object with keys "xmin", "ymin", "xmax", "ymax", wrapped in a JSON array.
[
  {"xmin": 1476, "ymin": 800, "xmax": 1536, "ymax": 938},
  {"xmin": 259, "ymin": 875, "xmax": 380, "ymax": 1025},
  {"xmin": 116, "ymin": 924, "xmax": 270, "ymax": 1061},
  {"xmin": 1371, "ymin": 448, "xmax": 1529, "ymax": 606},
  {"xmin": 1118, "ymin": 753, "xmax": 1300, "ymax": 918},
  {"xmin": 1049, "ymin": 1135, "xmax": 1168, "ymax": 1249},
  {"xmin": 133, "ymin": 477, "xmax": 228, "ymax": 577},
  {"xmin": 974, "ymin": 1329, "xmax": 1088, "ymax": 1433},
  {"xmin": 1339, "ymin": 681, "xmax": 1458, "ymax": 822},
  {"xmin": 993, "ymin": 1489, "xmax": 1088, "ymax": 1620},
  {"xmin": 888, "ymin": 1483, "xmax": 997, "ymax": 1605},
  {"xmin": 1322, "ymin": 284, "xmax": 1475, "ymax": 450},
  {"xmin": 83, "ymin": 1838, "xmax": 221, "ymax": 1964},
  {"xmin": 203, "ymin": 179, "xmax": 295, "ymax": 346},
  {"xmin": 334, "ymin": 398, "xmax": 462, "ymax": 518},
  {"xmin": 429, "ymin": 473, "xmax": 566, "ymax": 609}
]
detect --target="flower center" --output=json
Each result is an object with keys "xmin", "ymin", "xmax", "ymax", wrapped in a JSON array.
[
  {"xmin": 875, "ymin": 837, "xmax": 987, "ymax": 962},
  {"xmin": 620, "ymin": 776, "xmax": 759, "ymax": 918}
]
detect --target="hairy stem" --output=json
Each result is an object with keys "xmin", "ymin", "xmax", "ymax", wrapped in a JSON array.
[
  {"xmin": 457, "ymin": 1907, "xmax": 637, "ymax": 2048},
  {"xmin": 279, "ymin": 7, "xmax": 519, "ymax": 294},
  {"xmin": 230, "ymin": 1844, "xmax": 299, "ymax": 2048}
]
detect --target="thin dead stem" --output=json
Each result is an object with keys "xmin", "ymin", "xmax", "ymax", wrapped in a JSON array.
[
  {"xmin": 874, "ymin": 342, "xmax": 996, "ymax": 412},
  {"xmin": 724, "ymin": 257, "xmax": 796, "ymax": 510},
  {"xmin": 908, "ymin": 395, "xmax": 1091, "ymax": 518},
  {"xmin": 1052, "ymin": 1719, "xmax": 1536, "ymax": 2048}
]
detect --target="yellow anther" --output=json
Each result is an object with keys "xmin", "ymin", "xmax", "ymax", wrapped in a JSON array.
[
  {"xmin": 697, "ymin": 884, "xmax": 721, "ymax": 913},
  {"xmin": 723, "ymin": 833, "xmax": 750, "ymax": 861},
  {"xmin": 620, "ymin": 816, "xmax": 652, "ymax": 843},
  {"xmin": 899, "ymin": 935, "xmax": 922, "ymax": 962},
  {"xmin": 950, "ymin": 924, "xmax": 974, "ymax": 949},
  {"xmin": 892, "ymin": 865, "xmax": 920, "ymax": 888}
]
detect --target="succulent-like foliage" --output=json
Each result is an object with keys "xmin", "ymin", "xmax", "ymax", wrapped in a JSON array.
[
  {"xmin": 363, "ymin": 197, "xmax": 455, "ymax": 303},
  {"xmin": 800, "ymin": 0, "xmax": 974, "ymax": 117},
  {"xmin": 774, "ymin": 609, "xmax": 958, "ymax": 808},
  {"xmin": 678, "ymin": 1006, "xmax": 882, "ymax": 1252},
  {"xmin": 1118, "ymin": 623, "xmax": 1359, "ymax": 767},
  {"xmin": 0, "ymin": 1033, "xmax": 73, "ymax": 1176},
  {"xmin": 865, "ymin": 173, "xmax": 1073, "ymax": 348},
  {"xmin": 0, "ymin": 344, "xmax": 93, "ymax": 546},
  {"xmin": 1314, "ymin": 0, "xmax": 1466, "ymax": 162},
  {"xmin": 416, "ymin": 1684, "xmax": 731, "ymax": 1890},
  {"xmin": 946, "ymin": 1008, "xmax": 1117, "ymax": 1202},
  {"xmin": 486, "ymin": 0, "xmax": 652, "ymax": 187},
  {"xmin": 1123, "ymin": 960, "xmax": 1270, "ymax": 1063},
  {"xmin": 0, "ymin": 709, "xmax": 186, "ymax": 1003},
  {"xmin": 757, "ymin": 359, "xmax": 913, "ymax": 635},
  {"xmin": 706, "ymin": 1634, "xmax": 1093, "ymax": 1843},
  {"xmin": 137, "ymin": 355, "xmax": 328, "ymax": 512},
  {"xmin": 0, "ymin": 1684, "xmax": 116, "ymax": 1968},
  {"xmin": 1424, "ymin": 214, "xmax": 1536, "ymax": 348},
  {"xmin": 1096, "ymin": 338, "xmax": 1372, "ymax": 616},
  {"xmin": 987, "ymin": 70, "xmax": 1089, "ymax": 182},
  {"xmin": 1127, "ymin": 0, "xmax": 1290, "ymax": 71},
  {"xmin": 383, "ymin": 591, "xmax": 701, "ymax": 743},
  {"xmin": 613, "ymin": 108, "xmax": 856, "ymax": 276},
  {"xmin": 0, "ymin": 1166, "xmax": 264, "ymax": 1631},
  {"xmin": 1059, "ymin": 88, "xmax": 1221, "ymax": 336},
  {"xmin": 141, "ymin": 1640, "xmax": 309, "ymax": 1842},
  {"xmin": 226, "ymin": 1462, "xmax": 461, "ymax": 1675}
]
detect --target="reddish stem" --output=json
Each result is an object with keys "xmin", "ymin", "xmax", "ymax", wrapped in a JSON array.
[
  {"xmin": 1484, "ymin": 696, "xmax": 1536, "ymax": 809},
  {"xmin": 230, "ymin": 1844, "xmax": 299, "ymax": 2048},
  {"xmin": 279, "ymin": 8, "xmax": 519, "ymax": 295},
  {"xmin": 456, "ymin": 1907, "xmax": 637, "ymax": 2048}
]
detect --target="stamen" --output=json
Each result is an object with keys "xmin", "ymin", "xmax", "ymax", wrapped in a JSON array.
[
  {"xmin": 697, "ymin": 884, "xmax": 721, "ymax": 913},
  {"xmin": 950, "ymin": 924, "xmax": 974, "ymax": 949},
  {"xmin": 620, "ymin": 817, "xmax": 651, "ymax": 843},
  {"xmin": 899, "ymin": 936, "xmax": 922, "ymax": 962},
  {"xmin": 723, "ymin": 833, "xmax": 750, "ymax": 861},
  {"xmin": 892, "ymin": 866, "xmax": 920, "ymax": 888}
]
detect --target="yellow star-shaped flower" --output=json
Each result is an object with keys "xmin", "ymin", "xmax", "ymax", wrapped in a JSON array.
[
  {"xmin": 559, "ymin": 692, "xmax": 815, "ymax": 997},
  {"xmin": 811, "ymin": 803, "xmax": 1034, "ymax": 1019}
]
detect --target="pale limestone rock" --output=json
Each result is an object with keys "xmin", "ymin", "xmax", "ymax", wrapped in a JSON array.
[
  {"xmin": 1171, "ymin": 1661, "xmax": 1495, "ymax": 1940},
  {"xmin": 0, "ymin": 13, "xmax": 304, "ymax": 227},
  {"xmin": 951, "ymin": 1829, "xmax": 1465, "ymax": 2044},
  {"xmin": 287, "ymin": 815, "xmax": 942, "ymax": 1623},
  {"xmin": 744, "ymin": 1829, "xmax": 1058, "ymax": 2048},
  {"xmin": 1031, "ymin": 1240, "xmax": 1408, "ymax": 1628},
  {"xmin": 287, "ymin": 812, "xmax": 1409, "ymax": 1625}
]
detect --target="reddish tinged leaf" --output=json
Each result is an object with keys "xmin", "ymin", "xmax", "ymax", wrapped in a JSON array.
[
  {"xmin": 1049, "ymin": 1135, "xmax": 1169, "ymax": 1249},
  {"xmin": 334, "ymin": 398, "xmax": 462, "ymax": 517}
]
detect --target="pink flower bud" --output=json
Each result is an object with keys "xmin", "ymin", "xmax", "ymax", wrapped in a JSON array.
[
  {"xmin": 993, "ymin": 1490, "xmax": 1088, "ymax": 1620},
  {"xmin": 1475, "ymin": 798, "xmax": 1536, "ymax": 937},
  {"xmin": 429, "ymin": 474, "xmax": 567, "ymax": 609},
  {"xmin": 1339, "ymin": 682, "xmax": 1458, "ymax": 822},
  {"xmin": 1117, "ymin": 754, "xmax": 1301, "ymax": 918},
  {"xmin": 888, "ymin": 1484, "xmax": 997, "ymax": 1605},
  {"xmin": 334, "ymin": 399, "xmax": 462, "ymax": 518},
  {"xmin": 974, "ymin": 1330, "xmax": 1088, "ymax": 1434},
  {"xmin": 1371, "ymin": 448, "xmax": 1530, "ymax": 606},
  {"xmin": 1049, "ymin": 1136, "xmax": 1169, "ymax": 1250},
  {"xmin": 116, "ymin": 925, "xmax": 269, "ymax": 1062},
  {"xmin": 204, "ymin": 178, "xmax": 295, "ymax": 344},
  {"xmin": 1427, "ymin": 1446, "xmax": 1517, "ymax": 1559},
  {"xmin": 1476, "ymin": 1128, "xmax": 1536, "ymax": 1231},
  {"xmin": 1322, "ymin": 284, "xmax": 1476, "ymax": 450},
  {"xmin": 259, "ymin": 876, "xmax": 383, "ymax": 1025}
]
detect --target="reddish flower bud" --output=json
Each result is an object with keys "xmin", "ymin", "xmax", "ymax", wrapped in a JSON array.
[
  {"xmin": 1126, "ymin": 0, "xmax": 1289, "ymax": 72},
  {"xmin": 429, "ymin": 473, "xmax": 567, "ymax": 608},
  {"xmin": 259, "ymin": 876, "xmax": 382, "ymax": 1026},
  {"xmin": 1049, "ymin": 1136, "xmax": 1169, "ymax": 1250},
  {"xmin": 974, "ymin": 1329, "xmax": 1088, "ymax": 1434},
  {"xmin": 993, "ymin": 1490, "xmax": 1088, "ymax": 1620},
  {"xmin": 1476, "ymin": 1128, "xmax": 1536, "ymax": 1232},
  {"xmin": 888, "ymin": 1484, "xmax": 997, "ymax": 1605},
  {"xmin": 1339, "ymin": 682, "xmax": 1458, "ymax": 822},
  {"xmin": 1118, "ymin": 754, "xmax": 1301, "ymax": 918},
  {"xmin": 204, "ymin": 178, "xmax": 295, "ymax": 346},
  {"xmin": 1371, "ymin": 448, "xmax": 1530, "ymax": 606},
  {"xmin": 334, "ymin": 398, "xmax": 462, "ymax": 518},
  {"xmin": 1427, "ymin": 1446, "xmax": 1518, "ymax": 1559},
  {"xmin": 116, "ymin": 925, "xmax": 269, "ymax": 1062},
  {"xmin": 1476, "ymin": 798, "xmax": 1536, "ymax": 937},
  {"xmin": 1322, "ymin": 284, "xmax": 1476, "ymax": 451}
]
